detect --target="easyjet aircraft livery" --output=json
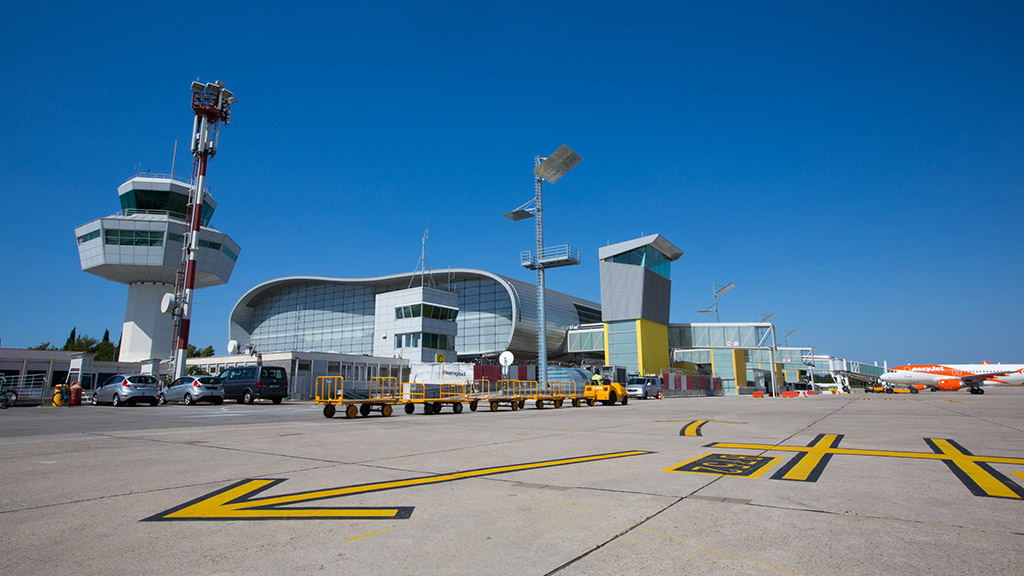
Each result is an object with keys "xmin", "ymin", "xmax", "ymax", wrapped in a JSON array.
[{"xmin": 880, "ymin": 363, "xmax": 1024, "ymax": 394}]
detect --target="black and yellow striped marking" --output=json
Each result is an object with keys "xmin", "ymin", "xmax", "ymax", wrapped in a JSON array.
[
  {"xmin": 680, "ymin": 420, "xmax": 709, "ymax": 436},
  {"xmin": 665, "ymin": 453, "xmax": 781, "ymax": 478},
  {"xmin": 705, "ymin": 436, "xmax": 1024, "ymax": 499},
  {"xmin": 145, "ymin": 450, "xmax": 651, "ymax": 521},
  {"xmin": 677, "ymin": 419, "xmax": 745, "ymax": 436}
]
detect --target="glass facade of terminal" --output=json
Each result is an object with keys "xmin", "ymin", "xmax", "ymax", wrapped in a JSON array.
[
  {"xmin": 606, "ymin": 321, "xmax": 638, "ymax": 371},
  {"xmin": 235, "ymin": 271, "xmax": 599, "ymax": 361},
  {"xmin": 247, "ymin": 276, "xmax": 515, "ymax": 357}
]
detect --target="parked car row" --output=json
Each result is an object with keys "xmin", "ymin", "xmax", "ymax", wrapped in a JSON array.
[{"xmin": 89, "ymin": 366, "xmax": 289, "ymax": 407}]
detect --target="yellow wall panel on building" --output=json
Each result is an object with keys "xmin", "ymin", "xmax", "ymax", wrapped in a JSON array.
[
  {"xmin": 636, "ymin": 319, "xmax": 669, "ymax": 375},
  {"xmin": 731, "ymin": 349, "xmax": 746, "ymax": 388}
]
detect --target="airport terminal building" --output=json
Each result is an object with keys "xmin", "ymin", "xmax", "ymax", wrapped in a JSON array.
[{"xmin": 228, "ymin": 270, "xmax": 602, "ymax": 363}]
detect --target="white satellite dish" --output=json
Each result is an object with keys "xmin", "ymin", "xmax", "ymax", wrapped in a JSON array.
[
  {"xmin": 499, "ymin": 351, "xmax": 514, "ymax": 367},
  {"xmin": 160, "ymin": 293, "xmax": 177, "ymax": 314},
  {"xmin": 227, "ymin": 340, "xmax": 239, "ymax": 355}
]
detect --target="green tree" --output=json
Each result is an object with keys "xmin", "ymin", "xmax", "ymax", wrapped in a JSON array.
[
  {"xmin": 30, "ymin": 342, "xmax": 57, "ymax": 351},
  {"xmin": 64, "ymin": 335, "xmax": 98, "ymax": 352},
  {"xmin": 93, "ymin": 341, "xmax": 117, "ymax": 362},
  {"xmin": 102, "ymin": 329, "xmax": 110, "ymax": 343},
  {"xmin": 186, "ymin": 365, "xmax": 210, "ymax": 376},
  {"xmin": 187, "ymin": 344, "xmax": 215, "ymax": 358},
  {"xmin": 64, "ymin": 327, "xmax": 77, "ymax": 350}
]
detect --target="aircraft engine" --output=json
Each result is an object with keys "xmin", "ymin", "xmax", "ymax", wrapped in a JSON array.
[{"xmin": 936, "ymin": 379, "xmax": 962, "ymax": 392}]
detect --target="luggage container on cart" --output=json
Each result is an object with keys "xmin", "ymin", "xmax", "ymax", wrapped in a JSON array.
[
  {"xmin": 316, "ymin": 376, "xmax": 403, "ymax": 419},
  {"xmin": 466, "ymin": 379, "xmax": 524, "ymax": 412},
  {"xmin": 402, "ymin": 382, "xmax": 468, "ymax": 415}
]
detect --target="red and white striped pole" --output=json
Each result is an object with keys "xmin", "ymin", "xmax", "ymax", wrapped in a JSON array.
[{"xmin": 172, "ymin": 81, "xmax": 234, "ymax": 380}]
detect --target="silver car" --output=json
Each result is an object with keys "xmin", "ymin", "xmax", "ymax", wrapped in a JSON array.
[
  {"xmin": 92, "ymin": 374, "xmax": 160, "ymax": 406},
  {"xmin": 625, "ymin": 376, "xmax": 662, "ymax": 399},
  {"xmin": 160, "ymin": 376, "xmax": 224, "ymax": 405}
]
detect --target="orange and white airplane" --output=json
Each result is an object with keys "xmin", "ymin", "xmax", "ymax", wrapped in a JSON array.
[{"xmin": 879, "ymin": 363, "xmax": 1024, "ymax": 394}]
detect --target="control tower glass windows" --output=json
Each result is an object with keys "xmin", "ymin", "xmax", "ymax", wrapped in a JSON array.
[
  {"xmin": 118, "ymin": 189, "xmax": 214, "ymax": 225},
  {"xmin": 77, "ymin": 230, "xmax": 100, "ymax": 244},
  {"xmin": 103, "ymin": 229, "xmax": 163, "ymax": 247},
  {"xmin": 607, "ymin": 246, "xmax": 671, "ymax": 279},
  {"xmin": 395, "ymin": 332, "xmax": 453, "ymax": 350},
  {"xmin": 395, "ymin": 304, "xmax": 458, "ymax": 321}
]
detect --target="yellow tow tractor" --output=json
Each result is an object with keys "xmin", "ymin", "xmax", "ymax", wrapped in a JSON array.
[{"xmin": 585, "ymin": 374, "xmax": 628, "ymax": 406}]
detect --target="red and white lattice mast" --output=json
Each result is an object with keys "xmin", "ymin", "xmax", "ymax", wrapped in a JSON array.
[{"xmin": 171, "ymin": 80, "xmax": 236, "ymax": 380}]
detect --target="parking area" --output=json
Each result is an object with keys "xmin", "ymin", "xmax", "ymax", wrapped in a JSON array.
[{"xmin": 1, "ymin": 389, "xmax": 1023, "ymax": 575}]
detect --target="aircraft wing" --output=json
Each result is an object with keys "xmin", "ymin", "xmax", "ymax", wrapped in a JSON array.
[{"xmin": 960, "ymin": 371, "xmax": 1014, "ymax": 386}]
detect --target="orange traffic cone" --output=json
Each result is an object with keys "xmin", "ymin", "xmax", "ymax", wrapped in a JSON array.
[{"xmin": 657, "ymin": 390, "xmax": 663, "ymax": 400}]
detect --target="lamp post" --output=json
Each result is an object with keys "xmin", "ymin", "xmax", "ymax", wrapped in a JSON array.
[
  {"xmin": 170, "ymin": 80, "xmax": 235, "ymax": 381},
  {"xmin": 757, "ymin": 313, "xmax": 776, "ymax": 396},
  {"xmin": 784, "ymin": 329, "xmax": 796, "ymax": 347},
  {"xmin": 697, "ymin": 282, "xmax": 735, "ymax": 322},
  {"xmin": 503, "ymin": 145, "xmax": 582, "ymax": 387}
]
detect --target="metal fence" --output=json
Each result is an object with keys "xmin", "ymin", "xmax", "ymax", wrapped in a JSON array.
[{"xmin": 1, "ymin": 373, "xmax": 50, "ymax": 406}]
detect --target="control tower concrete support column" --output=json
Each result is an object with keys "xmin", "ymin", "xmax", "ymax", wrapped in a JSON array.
[{"xmin": 121, "ymin": 283, "xmax": 175, "ymax": 362}]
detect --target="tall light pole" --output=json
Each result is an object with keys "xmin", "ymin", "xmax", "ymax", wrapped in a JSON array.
[
  {"xmin": 698, "ymin": 282, "xmax": 735, "ymax": 322},
  {"xmin": 171, "ymin": 80, "xmax": 236, "ymax": 380},
  {"xmin": 504, "ymin": 145, "xmax": 582, "ymax": 387},
  {"xmin": 784, "ymin": 329, "xmax": 797, "ymax": 346}
]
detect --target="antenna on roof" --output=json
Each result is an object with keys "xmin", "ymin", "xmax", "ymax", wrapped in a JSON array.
[{"xmin": 409, "ymin": 228, "xmax": 435, "ymax": 289}]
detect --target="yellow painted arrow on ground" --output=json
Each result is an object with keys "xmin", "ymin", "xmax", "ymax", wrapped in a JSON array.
[{"xmin": 145, "ymin": 451, "xmax": 651, "ymax": 521}]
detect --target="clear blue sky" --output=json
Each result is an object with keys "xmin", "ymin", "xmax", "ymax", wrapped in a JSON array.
[{"xmin": 2, "ymin": 1, "xmax": 1021, "ymax": 365}]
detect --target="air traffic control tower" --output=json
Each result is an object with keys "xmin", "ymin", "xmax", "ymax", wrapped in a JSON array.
[
  {"xmin": 599, "ymin": 234, "xmax": 683, "ymax": 375},
  {"xmin": 74, "ymin": 174, "xmax": 240, "ymax": 362}
]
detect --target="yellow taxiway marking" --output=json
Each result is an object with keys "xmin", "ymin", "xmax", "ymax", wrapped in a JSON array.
[
  {"xmin": 146, "ymin": 450, "xmax": 651, "ymax": 521},
  {"xmin": 676, "ymin": 420, "xmax": 745, "ymax": 436},
  {"xmin": 706, "ymin": 435, "xmax": 1024, "ymax": 499},
  {"xmin": 346, "ymin": 528, "xmax": 393, "ymax": 541}
]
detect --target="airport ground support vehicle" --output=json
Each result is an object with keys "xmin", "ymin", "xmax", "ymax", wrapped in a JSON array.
[
  {"xmin": 160, "ymin": 376, "xmax": 225, "ymax": 405},
  {"xmin": 625, "ymin": 376, "xmax": 663, "ymax": 399},
  {"xmin": 586, "ymin": 377, "xmax": 628, "ymax": 405},
  {"xmin": 91, "ymin": 374, "xmax": 160, "ymax": 406},
  {"xmin": 218, "ymin": 366, "xmax": 288, "ymax": 404},
  {"xmin": 0, "ymin": 377, "xmax": 17, "ymax": 409}
]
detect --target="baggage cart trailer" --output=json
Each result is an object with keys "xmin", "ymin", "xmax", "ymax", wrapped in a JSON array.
[
  {"xmin": 467, "ymin": 379, "xmax": 524, "ymax": 412},
  {"xmin": 316, "ymin": 376, "xmax": 403, "ymax": 419},
  {"xmin": 402, "ymin": 382, "xmax": 468, "ymax": 415},
  {"xmin": 521, "ymin": 380, "xmax": 567, "ymax": 409}
]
